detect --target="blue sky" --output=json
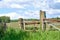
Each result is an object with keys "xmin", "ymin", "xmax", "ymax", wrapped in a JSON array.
[{"xmin": 0, "ymin": 0, "xmax": 60, "ymax": 19}]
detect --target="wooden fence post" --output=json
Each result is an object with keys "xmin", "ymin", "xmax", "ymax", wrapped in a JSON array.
[
  {"xmin": 0, "ymin": 22, "xmax": 7, "ymax": 38},
  {"xmin": 40, "ymin": 10, "xmax": 46, "ymax": 31},
  {"xmin": 3, "ymin": 22, "xmax": 6, "ymax": 31},
  {"xmin": 19, "ymin": 18, "xmax": 25, "ymax": 30}
]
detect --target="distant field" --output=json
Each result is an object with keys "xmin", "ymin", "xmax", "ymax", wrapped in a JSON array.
[
  {"xmin": 6, "ymin": 22, "xmax": 20, "ymax": 28},
  {"xmin": 6, "ymin": 22, "xmax": 60, "ymax": 30},
  {"xmin": 6, "ymin": 21, "xmax": 40, "ymax": 30},
  {"xmin": 1, "ymin": 22, "xmax": 59, "ymax": 40}
]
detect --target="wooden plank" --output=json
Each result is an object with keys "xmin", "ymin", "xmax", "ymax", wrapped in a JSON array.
[
  {"xmin": 25, "ymin": 21, "xmax": 40, "ymax": 25},
  {"xmin": 43, "ymin": 19, "xmax": 60, "ymax": 23}
]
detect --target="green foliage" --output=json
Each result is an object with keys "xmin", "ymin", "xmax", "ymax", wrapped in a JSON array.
[
  {"xmin": 0, "ymin": 16, "xmax": 10, "ymax": 38},
  {"xmin": 52, "ymin": 17, "xmax": 60, "ymax": 20},
  {"xmin": 0, "ymin": 28, "xmax": 60, "ymax": 40},
  {"xmin": 10, "ymin": 19, "xmax": 39, "ymax": 22},
  {"xmin": 11, "ymin": 19, "xmax": 18, "ymax": 22},
  {"xmin": 0, "ymin": 16, "xmax": 10, "ymax": 23},
  {"xmin": 25, "ymin": 27, "xmax": 38, "ymax": 30},
  {"xmin": 24, "ymin": 19, "xmax": 39, "ymax": 21},
  {"xmin": 0, "ymin": 23, "xmax": 6, "ymax": 39}
]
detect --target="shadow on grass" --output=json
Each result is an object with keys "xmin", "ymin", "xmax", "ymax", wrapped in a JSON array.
[
  {"xmin": 1, "ymin": 28, "xmax": 60, "ymax": 40},
  {"xmin": 1, "ymin": 28, "xmax": 29, "ymax": 40}
]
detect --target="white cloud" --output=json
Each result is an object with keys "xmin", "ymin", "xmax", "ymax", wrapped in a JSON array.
[
  {"xmin": 3, "ymin": 0, "xmax": 32, "ymax": 2},
  {"xmin": 10, "ymin": 4, "xmax": 24, "ymax": 8},
  {"xmin": 0, "ymin": 0, "xmax": 33, "ymax": 8},
  {"xmin": 0, "ymin": 12, "xmax": 24, "ymax": 19},
  {"xmin": 33, "ymin": 0, "xmax": 50, "ymax": 10},
  {"xmin": 3, "ymin": 0, "xmax": 12, "ymax": 2},
  {"xmin": 54, "ymin": 0, "xmax": 60, "ymax": 3},
  {"xmin": 0, "ymin": 0, "xmax": 49, "ymax": 9},
  {"xmin": 46, "ymin": 9, "xmax": 60, "ymax": 14},
  {"xmin": 58, "ymin": 15, "xmax": 60, "ymax": 17},
  {"xmin": 24, "ymin": 10, "xmax": 39, "ymax": 19},
  {"xmin": 0, "ymin": 0, "xmax": 60, "ymax": 19}
]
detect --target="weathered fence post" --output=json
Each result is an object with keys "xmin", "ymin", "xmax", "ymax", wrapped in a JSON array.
[
  {"xmin": 0, "ymin": 22, "xmax": 7, "ymax": 38},
  {"xmin": 40, "ymin": 10, "xmax": 46, "ymax": 31},
  {"xmin": 45, "ymin": 22, "xmax": 51, "ymax": 30},
  {"xmin": 19, "ymin": 18, "xmax": 25, "ymax": 30},
  {"xmin": 3, "ymin": 22, "xmax": 6, "ymax": 31}
]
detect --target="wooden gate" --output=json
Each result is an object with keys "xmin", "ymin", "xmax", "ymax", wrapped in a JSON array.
[{"xmin": 19, "ymin": 10, "xmax": 60, "ymax": 31}]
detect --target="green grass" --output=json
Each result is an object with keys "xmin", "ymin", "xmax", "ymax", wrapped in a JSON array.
[
  {"xmin": 0, "ymin": 28, "xmax": 60, "ymax": 40},
  {"xmin": 4, "ymin": 22, "xmax": 60, "ymax": 40},
  {"xmin": 6, "ymin": 22, "xmax": 40, "ymax": 30},
  {"xmin": 6, "ymin": 22, "xmax": 19, "ymax": 28},
  {"xmin": 6, "ymin": 22, "xmax": 60, "ymax": 29}
]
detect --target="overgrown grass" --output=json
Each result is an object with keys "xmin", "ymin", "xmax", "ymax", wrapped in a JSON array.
[{"xmin": 0, "ymin": 28, "xmax": 60, "ymax": 40}]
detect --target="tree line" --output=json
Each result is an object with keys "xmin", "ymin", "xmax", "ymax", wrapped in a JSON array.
[
  {"xmin": 0, "ymin": 16, "xmax": 60, "ymax": 22},
  {"xmin": 0, "ymin": 16, "xmax": 10, "ymax": 23}
]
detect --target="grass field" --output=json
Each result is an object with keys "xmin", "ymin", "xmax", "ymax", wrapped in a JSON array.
[
  {"xmin": 6, "ymin": 22, "xmax": 19, "ymax": 28},
  {"xmin": 0, "ymin": 28, "xmax": 60, "ymax": 40},
  {"xmin": 6, "ymin": 22, "xmax": 40, "ymax": 30},
  {"xmin": 0, "ymin": 22, "xmax": 60, "ymax": 40},
  {"xmin": 6, "ymin": 22, "xmax": 60, "ymax": 30}
]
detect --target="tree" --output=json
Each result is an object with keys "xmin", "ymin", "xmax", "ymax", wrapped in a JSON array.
[
  {"xmin": 0, "ymin": 16, "xmax": 10, "ymax": 38},
  {"xmin": 0, "ymin": 16, "xmax": 10, "ymax": 23},
  {"xmin": 56, "ymin": 17, "xmax": 60, "ymax": 19}
]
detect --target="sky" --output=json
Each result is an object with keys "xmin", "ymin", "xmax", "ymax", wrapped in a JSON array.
[{"xmin": 0, "ymin": 0, "xmax": 60, "ymax": 19}]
